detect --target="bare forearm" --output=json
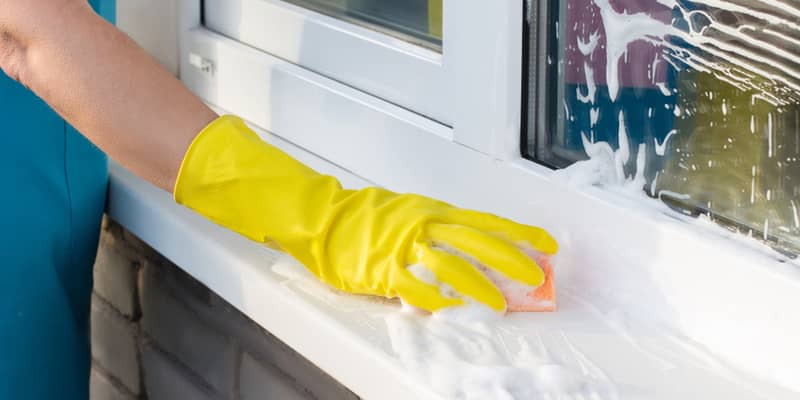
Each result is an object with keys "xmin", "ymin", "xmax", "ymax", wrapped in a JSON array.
[{"xmin": 1, "ymin": 2, "xmax": 217, "ymax": 191}]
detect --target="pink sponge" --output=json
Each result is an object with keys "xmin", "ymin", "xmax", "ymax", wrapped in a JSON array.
[
  {"xmin": 479, "ymin": 252, "xmax": 556, "ymax": 312},
  {"xmin": 510, "ymin": 254, "xmax": 556, "ymax": 312}
]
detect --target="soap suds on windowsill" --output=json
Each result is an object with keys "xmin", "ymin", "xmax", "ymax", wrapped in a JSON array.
[{"xmin": 270, "ymin": 247, "xmax": 791, "ymax": 399}]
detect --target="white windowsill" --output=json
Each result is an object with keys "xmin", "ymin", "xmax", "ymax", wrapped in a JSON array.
[{"xmin": 107, "ymin": 129, "xmax": 799, "ymax": 400}]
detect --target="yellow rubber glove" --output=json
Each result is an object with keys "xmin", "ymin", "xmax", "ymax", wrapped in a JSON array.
[{"xmin": 175, "ymin": 115, "xmax": 558, "ymax": 312}]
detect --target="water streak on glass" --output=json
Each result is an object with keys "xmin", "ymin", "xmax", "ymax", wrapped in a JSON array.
[
  {"xmin": 541, "ymin": 0, "xmax": 800, "ymax": 254},
  {"xmin": 281, "ymin": 0, "xmax": 443, "ymax": 51}
]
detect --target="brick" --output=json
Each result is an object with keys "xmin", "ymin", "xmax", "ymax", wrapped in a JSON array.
[
  {"xmin": 121, "ymin": 225, "xmax": 163, "ymax": 262},
  {"xmin": 91, "ymin": 297, "xmax": 141, "ymax": 395},
  {"xmin": 199, "ymin": 296, "xmax": 358, "ymax": 400},
  {"xmin": 102, "ymin": 216, "xmax": 161, "ymax": 267},
  {"xmin": 93, "ymin": 232, "xmax": 141, "ymax": 318},
  {"xmin": 90, "ymin": 368, "xmax": 137, "ymax": 400},
  {"xmin": 224, "ymin": 314, "xmax": 359, "ymax": 400},
  {"xmin": 239, "ymin": 352, "xmax": 310, "ymax": 400},
  {"xmin": 143, "ymin": 254, "xmax": 214, "ymax": 307},
  {"xmin": 121, "ymin": 222, "xmax": 356, "ymax": 399},
  {"xmin": 139, "ymin": 262, "xmax": 237, "ymax": 397},
  {"xmin": 101, "ymin": 215, "xmax": 124, "ymax": 239},
  {"xmin": 140, "ymin": 341, "xmax": 219, "ymax": 400},
  {"xmin": 142, "ymin": 255, "xmax": 358, "ymax": 400}
]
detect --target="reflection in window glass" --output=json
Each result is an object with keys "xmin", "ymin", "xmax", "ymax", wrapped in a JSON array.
[
  {"xmin": 529, "ymin": 0, "xmax": 800, "ymax": 254},
  {"xmin": 282, "ymin": 0, "xmax": 443, "ymax": 50}
]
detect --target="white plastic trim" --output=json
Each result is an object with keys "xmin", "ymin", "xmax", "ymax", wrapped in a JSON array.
[
  {"xmin": 200, "ymin": 0, "xmax": 522, "ymax": 155},
  {"xmin": 203, "ymin": 0, "xmax": 449, "ymax": 124}
]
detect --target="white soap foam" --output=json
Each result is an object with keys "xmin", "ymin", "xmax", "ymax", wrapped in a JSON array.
[
  {"xmin": 592, "ymin": 0, "xmax": 674, "ymax": 101},
  {"xmin": 556, "ymin": 111, "xmax": 649, "ymax": 195},
  {"xmin": 269, "ymin": 231, "xmax": 797, "ymax": 399},
  {"xmin": 385, "ymin": 306, "xmax": 619, "ymax": 400},
  {"xmin": 576, "ymin": 30, "xmax": 601, "ymax": 56},
  {"xmin": 576, "ymin": 62, "xmax": 598, "ymax": 104},
  {"xmin": 654, "ymin": 129, "xmax": 678, "ymax": 156},
  {"xmin": 473, "ymin": 262, "xmax": 541, "ymax": 310}
]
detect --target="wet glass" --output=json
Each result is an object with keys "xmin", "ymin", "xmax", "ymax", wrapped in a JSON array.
[
  {"xmin": 529, "ymin": 0, "xmax": 800, "ymax": 254},
  {"xmin": 281, "ymin": 0, "xmax": 443, "ymax": 50}
]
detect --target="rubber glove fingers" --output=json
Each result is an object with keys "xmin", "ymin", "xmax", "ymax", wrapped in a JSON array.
[
  {"xmin": 413, "ymin": 244, "xmax": 507, "ymax": 312},
  {"xmin": 426, "ymin": 223, "xmax": 546, "ymax": 287},
  {"xmin": 446, "ymin": 208, "xmax": 559, "ymax": 255},
  {"xmin": 392, "ymin": 266, "xmax": 464, "ymax": 312}
]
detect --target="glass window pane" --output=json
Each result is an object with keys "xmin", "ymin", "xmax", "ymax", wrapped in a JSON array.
[
  {"xmin": 281, "ymin": 0, "xmax": 443, "ymax": 50},
  {"xmin": 527, "ymin": 0, "xmax": 800, "ymax": 254}
]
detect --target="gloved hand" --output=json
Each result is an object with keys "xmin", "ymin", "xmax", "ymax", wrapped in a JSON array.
[{"xmin": 175, "ymin": 115, "xmax": 558, "ymax": 312}]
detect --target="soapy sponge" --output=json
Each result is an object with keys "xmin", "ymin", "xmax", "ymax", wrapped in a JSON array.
[
  {"xmin": 514, "ymin": 253, "xmax": 556, "ymax": 312},
  {"xmin": 475, "ymin": 250, "xmax": 556, "ymax": 312}
]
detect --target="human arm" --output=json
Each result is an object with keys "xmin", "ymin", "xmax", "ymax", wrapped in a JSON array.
[{"xmin": 0, "ymin": 0, "xmax": 216, "ymax": 190}]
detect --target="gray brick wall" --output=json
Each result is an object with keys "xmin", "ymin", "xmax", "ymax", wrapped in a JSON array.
[{"xmin": 91, "ymin": 216, "xmax": 360, "ymax": 400}]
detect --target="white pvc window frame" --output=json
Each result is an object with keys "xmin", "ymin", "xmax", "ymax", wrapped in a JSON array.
[{"xmin": 199, "ymin": 0, "xmax": 521, "ymax": 153}]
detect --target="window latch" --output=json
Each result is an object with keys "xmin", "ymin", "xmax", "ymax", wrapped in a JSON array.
[{"xmin": 188, "ymin": 53, "xmax": 215, "ymax": 76}]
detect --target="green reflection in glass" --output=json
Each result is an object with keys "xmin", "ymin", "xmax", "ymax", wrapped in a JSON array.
[
  {"xmin": 533, "ymin": 0, "xmax": 800, "ymax": 255},
  {"xmin": 658, "ymin": 70, "xmax": 800, "ymax": 253},
  {"xmin": 283, "ymin": 0, "xmax": 443, "ymax": 50}
]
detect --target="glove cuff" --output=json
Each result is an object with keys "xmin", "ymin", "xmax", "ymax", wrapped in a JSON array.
[
  {"xmin": 173, "ymin": 114, "xmax": 345, "ymax": 248},
  {"xmin": 174, "ymin": 114, "xmax": 257, "ymax": 203}
]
